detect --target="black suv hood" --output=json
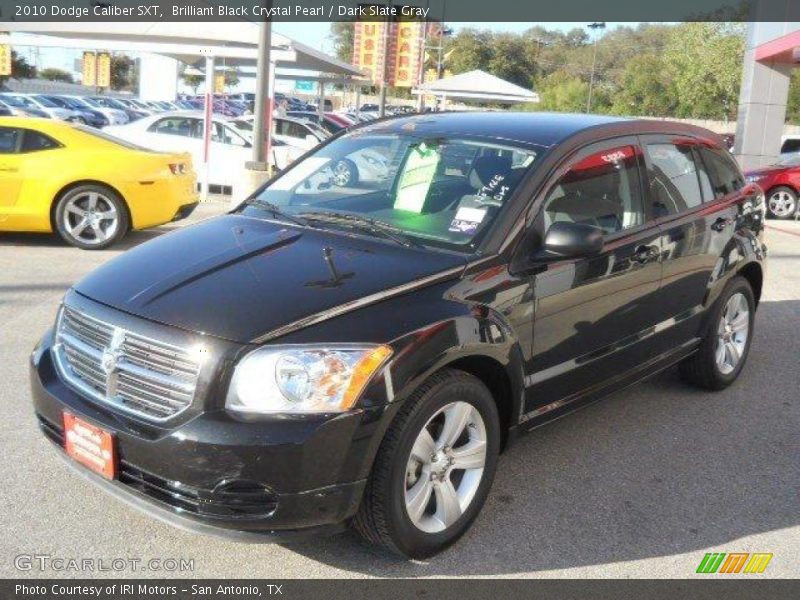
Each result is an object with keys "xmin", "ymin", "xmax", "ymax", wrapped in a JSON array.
[{"xmin": 74, "ymin": 215, "xmax": 465, "ymax": 343}]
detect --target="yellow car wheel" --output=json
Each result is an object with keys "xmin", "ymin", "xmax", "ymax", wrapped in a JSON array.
[{"xmin": 54, "ymin": 184, "xmax": 129, "ymax": 250}]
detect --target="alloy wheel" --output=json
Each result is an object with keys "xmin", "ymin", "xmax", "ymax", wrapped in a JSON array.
[
  {"xmin": 333, "ymin": 161, "xmax": 353, "ymax": 187},
  {"xmin": 768, "ymin": 190, "xmax": 797, "ymax": 218},
  {"xmin": 63, "ymin": 191, "xmax": 119, "ymax": 246},
  {"xmin": 404, "ymin": 401, "xmax": 487, "ymax": 534},
  {"xmin": 715, "ymin": 292, "xmax": 750, "ymax": 375}
]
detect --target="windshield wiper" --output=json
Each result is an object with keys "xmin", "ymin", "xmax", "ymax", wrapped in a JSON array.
[
  {"xmin": 245, "ymin": 199, "xmax": 309, "ymax": 228},
  {"xmin": 298, "ymin": 211, "xmax": 423, "ymax": 249}
]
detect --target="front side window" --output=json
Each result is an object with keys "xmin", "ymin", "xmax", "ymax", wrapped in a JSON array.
[
  {"xmin": 542, "ymin": 145, "xmax": 645, "ymax": 235},
  {"xmin": 0, "ymin": 127, "xmax": 20, "ymax": 153},
  {"xmin": 645, "ymin": 142, "xmax": 704, "ymax": 216},
  {"xmin": 240, "ymin": 132, "xmax": 541, "ymax": 249}
]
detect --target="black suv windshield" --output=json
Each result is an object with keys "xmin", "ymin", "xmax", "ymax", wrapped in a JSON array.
[{"xmin": 239, "ymin": 132, "xmax": 539, "ymax": 250}]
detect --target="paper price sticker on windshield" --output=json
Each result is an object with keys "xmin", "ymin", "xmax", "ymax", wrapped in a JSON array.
[{"xmin": 449, "ymin": 206, "xmax": 487, "ymax": 235}]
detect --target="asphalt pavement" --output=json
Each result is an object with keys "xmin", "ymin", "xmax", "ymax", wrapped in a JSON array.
[{"xmin": 1, "ymin": 203, "xmax": 797, "ymax": 578}]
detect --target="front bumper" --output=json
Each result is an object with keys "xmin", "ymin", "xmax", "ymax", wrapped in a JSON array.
[{"xmin": 29, "ymin": 330, "xmax": 385, "ymax": 540}]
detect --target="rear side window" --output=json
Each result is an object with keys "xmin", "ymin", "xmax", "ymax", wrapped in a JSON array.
[
  {"xmin": 698, "ymin": 146, "xmax": 744, "ymax": 198},
  {"xmin": 543, "ymin": 145, "xmax": 646, "ymax": 235},
  {"xmin": 645, "ymin": 143, "xmax": 704, "ymax": 216},
  {"xmin": 0, "ymin": 127, "xmax": 20, "ymax": 153},
  {"xmin": 20, "ymin": 130, "xmax": 60, "ymax": 153},
  {"xmin": 781, "ymin": 138, "xmax": 800, "ymax": 154}
]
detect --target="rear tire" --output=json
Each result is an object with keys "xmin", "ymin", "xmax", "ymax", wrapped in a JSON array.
[
  {"xmin": 353, "ymin": 369, "xmax": 500, "ymax": 558},
  {"xmin": 766, "ymin": 186, "xmax": 798, "ymax": 219},
  {"xmin": 54, "ymin": 184, "xmax": 128, "ymax": 250},
  {"xmin": 679, "ymin": 276, "xmax": 755, "ymax": 390}
]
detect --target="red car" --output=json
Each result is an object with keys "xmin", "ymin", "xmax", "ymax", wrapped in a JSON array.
[{"xmin": 745, "ymin": 154, "xmax": 800, "ymax": 219}]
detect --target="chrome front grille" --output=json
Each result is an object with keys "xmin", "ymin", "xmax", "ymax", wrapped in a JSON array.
[{"xmin": 54, "ymin": 306, "xmax": 200, "ymax": 421}]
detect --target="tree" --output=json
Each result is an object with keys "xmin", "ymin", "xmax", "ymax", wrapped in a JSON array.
[
  {"xmin": 787, "ymin": 70, "xmax": 800, "ymax": 125},
  {"xmin": 0, "ymin": 51, "xmax": 36, "ymax": 87},
  {"xmin": 609, "ymin": 54, "xmax": 677, "ymax": 117},
  {"xmin": 664, "ymin": 23, "xmax": 745, "ymax": 120},
  {"xmin": 39, "ymin": 68, "xmax": 74, "ymax": 83},
  {"xmin": 330, "ymin": 22, "xmax": 354, "ymax": 63},
  {"xmin": 181, "ymin": 66, "xmax": 204, "ymax": 95},
  {"xmin": 538, "ymin": 70, "xmax": 589, "ymax": 113},
  {"xmin": 223, "ymin": 67, "xmax": 239, "ymax": 90},
  {"xmin": 110, "ymin": 54, "xmax": 137, "ymax": 91},
  {"xmin": 444, "ymin": 29, "xmax": 494, "ymax": 75}
]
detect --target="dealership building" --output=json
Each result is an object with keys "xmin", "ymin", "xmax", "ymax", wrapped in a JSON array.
[{"xmin": 735, "ymin": 0, "xmax": 800, "ymax": 168}]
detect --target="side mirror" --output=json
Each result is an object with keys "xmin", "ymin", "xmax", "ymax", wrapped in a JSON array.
[{"xmin": 540, "ymin": 221, "xmax": 604, "ymax": 259}]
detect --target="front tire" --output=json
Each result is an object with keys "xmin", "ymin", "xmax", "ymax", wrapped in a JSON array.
[
  {"xmin": 353, "ymin": 369, "xmax": 500, "ymax": 558},
  {"xmin": 332, "ymin": 159, "xmax": 358, "ymax": 187},
  {"xmin": 766, "ymin": 186, "xmax": 798, "ymax": 219},
  {"xmin": 679, "ymin": 276, "xmax": 755, "ymax": 390},
  {"xmin": 54, "ymin": 185, "xmax": 128, "ymax": 250}
]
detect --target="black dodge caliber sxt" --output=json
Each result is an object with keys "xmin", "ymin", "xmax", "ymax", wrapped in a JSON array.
[{"xmin": 31, "ymin": 112, "xmax": 767, "ymax": 558}]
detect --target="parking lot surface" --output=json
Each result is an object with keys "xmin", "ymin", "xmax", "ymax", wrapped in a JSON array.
[{"xmin": 1, "ymin": 204, "xmax": 797, "ymax": 578}]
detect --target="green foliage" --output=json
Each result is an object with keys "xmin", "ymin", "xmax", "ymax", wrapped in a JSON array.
[
  {"xmin": 0, "ymin": 51, "xmax": 36, "ymax": 86},
  {"xmin": 538, "ymin": 70, "xmax": 589, "ymax": 112},
  {"xmin": 39, "ymin": 68, "xmax": 74, "ymax": 83},
  {"xmin": 110, "ymin": 54, "xmax": 137, "ymax": 91},
  {"xmin": 330, "ymin": 22, "xmax": 355, "ymax": 63},
  {"xmin": 426, "ymin": 22, "xmax": 746, "ymax": 120},
  {"xmin": 223, "ymin": 67, "xmax": 240, "ymax": 89},
  {"xmin": 664, "ymin": 23, "xmax": 745, "ymax": 120},
  {"xmin": 784, "ymin": 69, "xmax": 800, "ymax": 125},
  {"xmin": 181, "ymin": 68, "xmax": 204, "ymax": 95}
]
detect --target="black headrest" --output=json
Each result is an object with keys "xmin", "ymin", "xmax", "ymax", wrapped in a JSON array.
[{"xmin": 472, "ymin": 153, "xmax": 513, "ymax": 187}]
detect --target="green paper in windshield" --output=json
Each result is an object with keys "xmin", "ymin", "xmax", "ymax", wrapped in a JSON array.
[{"xmin": 394, "ymin": 142, "xmax": 441, "ymax": 213}]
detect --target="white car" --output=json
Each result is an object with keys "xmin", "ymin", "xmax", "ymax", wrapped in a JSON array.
[
  {"xmin": 2, "ymin": 93, "xmax": 78, "ymax": 121},
  {"xmin": 61, "ymin": 95, "xmax": 129, "ymax": 126},
  {"xmin": 105, "ymin": 111, "xmax": 305, "ymax": 188},
  {"xmin": 235, "ymin": 115, "xmax": 327, "ymax": 150}
]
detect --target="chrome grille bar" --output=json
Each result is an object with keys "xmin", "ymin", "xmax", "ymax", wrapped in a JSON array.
[{"xmin": 53, "ymin": 306, "xmax": 200, "ymax": 422}]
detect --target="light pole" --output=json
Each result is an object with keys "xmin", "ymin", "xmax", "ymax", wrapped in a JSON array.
[{"xmin": 586, "ymin": 21, "xmax": 605, "ymax": 114}]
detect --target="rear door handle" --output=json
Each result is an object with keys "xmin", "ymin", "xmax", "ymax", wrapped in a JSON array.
[
  {"xmin": 0, "ymin": 166, "xmax": 18, "ymax": 172},
  {"xmin": 711, "ymin": 217, "xmax": 733, "ymax": 232},
  {"xmin": 633, "ymin": 245, "xmax": 659, "ymax": 264}
]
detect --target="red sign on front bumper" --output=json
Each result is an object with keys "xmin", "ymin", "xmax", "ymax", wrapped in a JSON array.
[{"xmin": 63, "ymin": 413, "xmax": 116, "ymax": 480}]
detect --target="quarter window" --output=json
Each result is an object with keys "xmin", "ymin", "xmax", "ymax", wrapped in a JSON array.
[
  {"xmin": 149, "ymin": 117, "xmax": 197, "ymax": 138},
  {"xmin": 542, "ymin": 145, "xmax": 645, "ymax": 236},
  {"xmin": 20, "ymin": 130, "xmax": 59, "ymax": 153},
  {"xmin": 698, "ymin": 146, "xmax": 745, "ymax": 198},
  {"xmin": 645, "ymin": 143, "xmax": 704, "ymax": 215}
]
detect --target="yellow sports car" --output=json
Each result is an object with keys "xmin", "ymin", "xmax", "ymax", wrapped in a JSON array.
[{"xmin": 0, "ymin": 117, "xmax": 198, "ymax": 249}]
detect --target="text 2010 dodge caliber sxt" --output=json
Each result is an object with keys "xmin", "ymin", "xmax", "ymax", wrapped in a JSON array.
[{"xmin": 31, "ymin": 113, "xmax": 767, "ymax": 558}]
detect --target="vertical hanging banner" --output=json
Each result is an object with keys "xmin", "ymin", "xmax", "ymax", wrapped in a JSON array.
[
  {"xmin": 95, "ymin": 52, "xmax": 111, "ymax": 88},
  {"xmin": 353, "ymin": 15, "xmax": 385, "ymax": 85},
  {"xmin": 82, "ymin": 51, "xmax": 97, "ymax": 86},
  {"xmin": 0, "ymin": 33, "xmax": 11, "ymax": 77},
  {"xmin": 214, "ymin": 72, "xmax": 226, "ymax": 94},
  {"xmin": 392, "ymin": 19, "xmax": 424, "ymax": 87}
]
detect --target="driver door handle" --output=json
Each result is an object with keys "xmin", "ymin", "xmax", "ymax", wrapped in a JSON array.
[{"xmin": 633, "ymin": 244, "xmax": 659, "ymax": 264}]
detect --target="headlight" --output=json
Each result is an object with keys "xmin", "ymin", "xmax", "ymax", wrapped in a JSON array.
[{"xmin": 225, "ymin": 345, "xmax": 393, "ymax": 414}]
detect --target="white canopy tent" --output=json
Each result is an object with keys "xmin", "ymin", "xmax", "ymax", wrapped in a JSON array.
[{"xmin": 413, "ymin": 69, "xmax": 539, "ymax": 108}]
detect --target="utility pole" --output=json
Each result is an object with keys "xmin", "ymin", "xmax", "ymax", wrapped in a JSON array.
[
  {"xmin": 252, "ymin": 11, "xmax": 273, "ymax": 168},
  {"xmin": 586, "ymin": 22, "xmax": 605, "ymax": 113}
]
